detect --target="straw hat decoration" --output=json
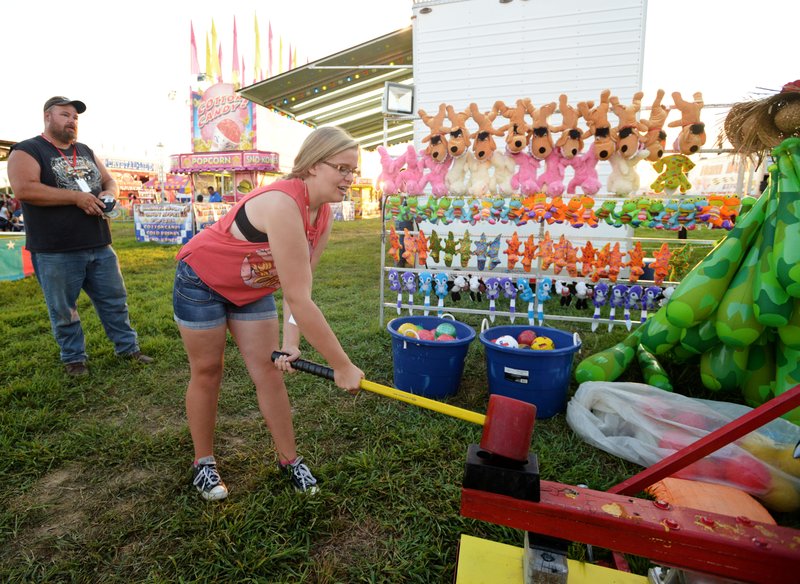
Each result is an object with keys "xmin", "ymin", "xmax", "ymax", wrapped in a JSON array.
[{"xmin": 719, "ymin": 80, "xmax": 800, "ymax": 160}]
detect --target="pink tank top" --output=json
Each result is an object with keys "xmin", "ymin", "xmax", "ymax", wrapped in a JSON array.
[{"xmin": 176, "ymin": 178, "xmax": 331, "ymax": 306}]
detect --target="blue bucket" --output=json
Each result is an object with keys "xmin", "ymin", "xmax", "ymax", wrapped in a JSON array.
[
  {"xmin": 479, "ymin": 325, "xmax": 581, "ymax": 418},
  {"xmin": 387, "ymin": 316, "xmax": 476, "ymax": 398}
]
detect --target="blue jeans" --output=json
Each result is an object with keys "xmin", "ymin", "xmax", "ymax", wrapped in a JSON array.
[
  {"xmin": 31, "ymin": 246, "xmax": 139, "ymax": 363},
  {"xmin": 173, "ymin": 260, "xmax": 277, "ymax": 330}
]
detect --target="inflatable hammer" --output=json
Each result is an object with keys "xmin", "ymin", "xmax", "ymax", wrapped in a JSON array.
[{"xmin": 271, "ymin": 352, "xmax": 536, "ymax": 463}]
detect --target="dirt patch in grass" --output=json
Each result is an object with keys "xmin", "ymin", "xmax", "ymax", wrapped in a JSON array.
[{"xmin": 4, "ymin": 464, "xmax": 152, "ymax": 567}]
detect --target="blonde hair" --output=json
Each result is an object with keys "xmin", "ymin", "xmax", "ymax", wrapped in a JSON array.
[{"xmin": 284, "ymin": 126, "xmax": 358, "ymax": 179}]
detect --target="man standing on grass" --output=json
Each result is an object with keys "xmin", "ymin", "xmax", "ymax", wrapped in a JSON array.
[{"xmin": 7, "ymin": 96, "xmax": 153, "ymax": 376}]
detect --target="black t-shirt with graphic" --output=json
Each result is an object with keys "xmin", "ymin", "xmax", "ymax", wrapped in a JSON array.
[{"xmin": 11, "ymin": 135, "xmax": 111, "ymax": 252}]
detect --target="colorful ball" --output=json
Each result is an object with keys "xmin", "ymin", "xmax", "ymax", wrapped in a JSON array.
[
  {"xmin": 531, "ymin": 336, "xmax": 554, "ymax": 350},
  {"xmin": 417, "ymin": 329, "xmax": 436, "ymax": 341},
  {"xmin": 437, "ymin": 334, "xmax": 455, "ymax": 341},
  {"xmin": 517, "ymin": 330, "xmax": 537, "ymax": 346},
  {"xmin": 398, "ymin": 323, "xmax": 420, "ymax": 337},
  {"xmin": 495, "ymin": 335, "xmax": 519, "ymax": 348},
  {"xmin": 435, "ymin": 322, "xmax": 457, "ymax": 338}
]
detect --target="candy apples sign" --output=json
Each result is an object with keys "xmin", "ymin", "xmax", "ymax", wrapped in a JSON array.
[{"xmin": 191, "ymin": 83, "xmax": 256, "ymax": 152}]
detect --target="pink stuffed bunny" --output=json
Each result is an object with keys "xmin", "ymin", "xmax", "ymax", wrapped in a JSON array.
[
  {"xmin": 397, "ymin": 145, "xmax": 424, "ymax": 194},
  {"xmin": 377, "ymin": 146, "xmax": 403, "ymax": 195},
  {"xmin": 537, "ymin": 149, "xmax": 569, "ymax": 196},
  {"xmin": 566, "ymin": 145, "xmax": 602, "ymax": 195},
  {"xmin": 509, "ymin": 150, "xmax": 540, "ymax": 195},
  {"xmin": 420, "ymin": 150, "xmax": 454, "ymax": 197}
]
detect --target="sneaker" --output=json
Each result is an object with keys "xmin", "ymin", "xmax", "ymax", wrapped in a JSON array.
[
  {"xmin": 192, "ymin": 456, "xmax": 228, "ymax": 501},
  {"xmin": 64, "ymin": 362, "xmax": 88, "ymax": 376},
  {"xmin": 280, "ymin": 456, "xmax": 319, "ymax": 494},
  {"xmin": 124, "ymin": 351, "xmax": 154, "ymax": 364}
]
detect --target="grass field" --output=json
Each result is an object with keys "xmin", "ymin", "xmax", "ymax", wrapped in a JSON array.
[{"xmin": 0, "ymin": 218, "xmax": 793, "ymax": 582}]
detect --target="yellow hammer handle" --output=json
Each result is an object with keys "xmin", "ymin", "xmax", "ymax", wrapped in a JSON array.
[{"xmin": 360, "ymin": 379, "xmax": 486, "ymax": 426}]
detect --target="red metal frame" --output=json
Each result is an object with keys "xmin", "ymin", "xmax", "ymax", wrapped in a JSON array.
[
  {"xmin": 460, "ymin": 385, "xmax": 800, "ymax": 582},
  {"xmin": 461, "ymin": 482, "xmax": 799, "ymax": 584}
]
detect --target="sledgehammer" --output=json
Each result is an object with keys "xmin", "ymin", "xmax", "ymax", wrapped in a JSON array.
[{"xmin": 271, "ymin": 351, "xmax": 537, "ymax": 463}]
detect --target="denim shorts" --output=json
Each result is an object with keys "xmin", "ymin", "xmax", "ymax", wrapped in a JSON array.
[{"xmin": 173, "ymin": 260, "xmax": 278, "ymax": 330}]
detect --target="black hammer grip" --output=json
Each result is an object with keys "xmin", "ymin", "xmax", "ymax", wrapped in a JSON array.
[{"xmin": 271, "ymin": 351, "xmax": 335, "ymax": 381}]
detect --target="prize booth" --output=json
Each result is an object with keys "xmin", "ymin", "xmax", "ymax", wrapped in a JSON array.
[{"xmin": 168, "ymin": 150, "xmax": 281, "ymax": 202}]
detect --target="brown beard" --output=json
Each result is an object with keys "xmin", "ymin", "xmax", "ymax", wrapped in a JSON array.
[{"xmin": 49, "ymin": 124, "xmax": 77, "ymax": 145}]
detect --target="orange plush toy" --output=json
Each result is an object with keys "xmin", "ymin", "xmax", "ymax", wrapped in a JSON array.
[
  {"xmin": 641, "ymin": 89, "xmax": 670, "ymax": 162},
  {"xmin": 579, "ymin": 89, "xmax": 616, "ymax": 161},
  {"xmin": 607, "ymin": 91, "xmax": 649, "ymax": 195},
  {"xmin": 669, "ymin": 91, "xmax": 706, "ymax": 155},
  {"xmin": 445, "ymin": 105, "xmax": 472, "ymax": 195},
  {"xmin": 528, "ymin": 100, "xmax": 568, "ymax": 196},
  {"xmin": 552, "ymin": 93, "xmax": 585, "ymax": 159},
  {"xmin": 468, "ymin": 103, "xmax": 505, "ymax": 196}
]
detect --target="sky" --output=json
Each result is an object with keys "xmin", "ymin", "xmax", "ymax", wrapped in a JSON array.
[{"xmin": 1, "ymin": 0, "xmax": 798, "ymax": 178}]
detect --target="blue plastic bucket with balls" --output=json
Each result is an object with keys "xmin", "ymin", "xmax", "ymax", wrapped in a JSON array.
[
  {"xmin": 387, "ymin": 315, "xmax": 476, "ymax": 398},
  {"xmin": 479, "ymin": 324, "xmax": 581, "ymax": 418}
]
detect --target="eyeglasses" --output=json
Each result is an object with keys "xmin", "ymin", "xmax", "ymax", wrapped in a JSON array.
[{"xmin": 321, "ymin": 161, "xmax": 359, "ymax": 178}]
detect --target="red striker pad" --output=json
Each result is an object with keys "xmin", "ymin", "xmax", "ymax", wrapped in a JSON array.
[{"xmin": 480, "ymin": 394, "xmax": 536, "ymax": 462}]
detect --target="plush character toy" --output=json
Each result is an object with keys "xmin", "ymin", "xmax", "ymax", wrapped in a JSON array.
[
  {"xmin": 526, "ymin": 100, "xmax": 566, "ymax": 196},
  {"xmin": 484, "ymin": 277, "xmax": 500, "ymax": 322},
  {"xmin": 433, "ymin": 272, "xmax": 449, "ymax": 316},
  {"xmin": 649, "ymin": 91, "xmax": 704, "ymax": 195},
  {"xmin": 574, "ymin": 281, "xmax": 591, "ymax": 310},
  {"xmin": 606, "ymin": 91, "xmax": 649, "ymax": 195},
  {"xmin": 445, "ymin": 105, "xmax": 472, "ymax": 195},
  {"xmin": 566, "ymin": 147, "xmax": 602, "ymax": 195},
  {"xmin": 591, "ymin": 282, "xmax": 608, "ymax": 332},
  {"xmin": 578, "ymin": 89, "xmax": 616, "ymax": 161},
  {"xmin": 504, "ymin": 231, "xmax": 522, "ymax": 270},
  {"xmin": 486, "ymin": 233, "xmax": 502, "ymax": 270},
  {"xmin": 443, "ymin": 231, "xmax": 457, "ymax": 267},
  {"xmin": 469, "ymin": 274, "xmax": 484, "ymax": 302},
  {"xmin": 401, "ymin": 271, "xmax": 417, "ymax": 315},
  {"xmin": 641, "ymin": 89, "xmax": 670, "ymax": 162},
  {"xmin": 580, "ymin": 241, "xmax": 596, "ymax": 277},
  {"xmin": 377, "ymin": 146, "xmax": 403, "ymax": 195},
  {"xmin": 521, "ymin": 234, "xmax": 537, "ymax": 273},
  {"xmin": 388, "ymin": 268, "xmax": 402, "ymax": 314},
  {"xmin": 388, "ymin": 226, "xmax": 401, "ymax": 263},
  {"xmin": 651, "ymin": 243, "xmax": 671, "ymax": 286},
  {"xmin": 468, "ymin": 103, "xmax": 505, "ymax": 196},
  {"xmin": 474, "ymin": 232, "xmax": 489, "ymax": 270},
  {"xmin": 416, "ymin": 229, "xmax": 429, "ymax": 266},
  {"xmin": 457, "ymin": 230, "xmax": 472, "ymax": 268},
  {"xmin": 398, "ymin": 144, "xmax": 424, "ymax": 195},
  {"xmin": 607, "ymin": 283, "xmax": 628, "ymax": 331},
  {"xmin": 610, "ymin": 91, "xmax": 648, "ymax": 159},
  {"xmin": 401, "ymin": 228, "xmax": 417, "ymax": 266},
  {"xmin": 535, "ymin": 277, "xmax": 553, "ymax": 325},
  {"xmin": 642, "ymin": 285, "xmax": 661, "ymax": 322},
  {"xmin": 537, "ymin": 231, "xmax": 555, "ymax": 271},
  {"xmin": 669, "ymin": 91, "xmax": 706, "ymax": 155},
  {"xmin": 606, "ymin": 148, "xmax": 648, "ymax": 195},
  {"xmin": 418, "ymin": 104, "xmax": 450, "ymax": 163},
  {"xmin": 500, "ymin": 276, "xmax": 518, "ymax": 322},
  {"xmin": 624, "ymin": 284, "xmax": 642, "ymax": 331},
  {"xmin": 552, "ymin": 94, "xmax": 585, "ymax": 159},
  {"xmin": 493, "ymin": 99, "xmax": 531, "ymax": 194},
  {"xmin": 450, "ymin": 273, "xmax": 467, "ymax": 302},
  {"xmin": 418, "ymin": 104, "xmax": 453, "ymax": 197},
  {"xmin": 626, "ymin": 241, "xmax": 645, "ymax": 283},
  {"xmin": 651, "ymin": 153, "xmax": 695, "ymax": 194},
  {"xmin": 418, "ymin": 271, "xmax": 433, "ymax": 315},
  {"xmin": 516, "ymin": 277, "xmax": 536, "ymax": 325}
]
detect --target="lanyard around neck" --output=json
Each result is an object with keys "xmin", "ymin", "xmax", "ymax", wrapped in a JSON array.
[{"xmin": 40, "ymin": 133, "xmax": 77, "ymax": 169}]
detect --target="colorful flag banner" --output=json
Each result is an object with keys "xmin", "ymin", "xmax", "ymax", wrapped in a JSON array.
[{"xmin": 0, "ymin": 234, "xmax": 33, "ymax": 281}]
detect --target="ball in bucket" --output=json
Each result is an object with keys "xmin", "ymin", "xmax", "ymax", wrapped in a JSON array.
[
  {"xmin": 479, "ymin": 324, "xmax": 581, "ymax": 418},
  {"xmin": 387, "ymin": 316, "xmax": 476, "ymax": 398},
  {"xmin": 531, "ymin": 336, "xmax": 554, "ymax": 350}
]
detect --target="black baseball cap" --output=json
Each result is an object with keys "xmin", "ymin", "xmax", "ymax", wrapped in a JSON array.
[{"xmin": 44, "ymin": 96, "xmax": 87, "ymax": 114}]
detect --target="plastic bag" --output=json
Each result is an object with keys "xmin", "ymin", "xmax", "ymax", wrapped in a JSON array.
[{"xmin": 566, "ymin": 381, "xmax": 800, "ymax": 512}]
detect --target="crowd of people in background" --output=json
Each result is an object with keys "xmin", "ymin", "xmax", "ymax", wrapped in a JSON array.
[{"xmin": 0, "ymin": 193, "xmax": 24, "ymax": 231}]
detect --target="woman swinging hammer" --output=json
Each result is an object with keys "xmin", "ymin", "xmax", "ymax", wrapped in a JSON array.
[{"xmin": 173, "ymin": 127, "xmax": 365, "ymax": 500}]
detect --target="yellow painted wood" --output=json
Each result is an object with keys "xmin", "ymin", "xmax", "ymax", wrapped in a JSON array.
[{"xmin": 455, "ymin": 534, "xmax": 647, "ymax": 584}]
